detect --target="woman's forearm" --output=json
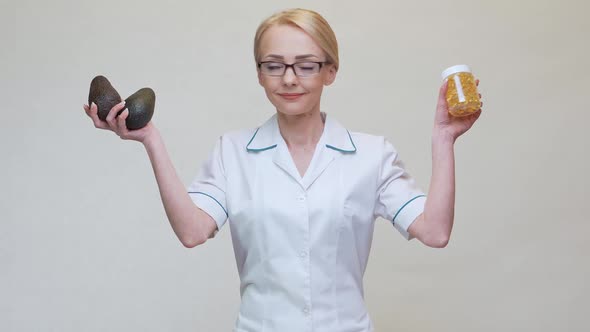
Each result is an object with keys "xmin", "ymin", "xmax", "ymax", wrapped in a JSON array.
[
  {"xmin": 143, "ymin": 129, "xmax": 203, "ymax": 247},
  {"xmin": 423, "ymin": 131, "xmax": 456, "ymax": 243}
]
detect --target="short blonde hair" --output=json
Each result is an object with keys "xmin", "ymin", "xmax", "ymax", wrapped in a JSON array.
[{"xmin": 254, "ymin": 8, "xmax": 339, "ymax": 71}]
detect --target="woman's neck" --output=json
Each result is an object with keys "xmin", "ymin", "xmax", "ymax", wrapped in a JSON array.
[{"xmin": 276, "ymin": 109, "xmax": 325, "ymax": 149}]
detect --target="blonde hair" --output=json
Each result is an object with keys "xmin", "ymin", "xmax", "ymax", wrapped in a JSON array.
[{"xmin": 253, "ymin": 8, "xmax": 339, "ymax": 71}]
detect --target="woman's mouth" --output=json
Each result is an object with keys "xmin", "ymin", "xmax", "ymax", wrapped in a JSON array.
[{"xmin": 278, "ymin": 93, "xmax": 304, "ymax": 100}]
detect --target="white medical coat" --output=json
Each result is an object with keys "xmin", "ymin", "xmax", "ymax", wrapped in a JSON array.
[{"xmin": 188, "ymin": 112, "xmax": 426, "ymax": 332}]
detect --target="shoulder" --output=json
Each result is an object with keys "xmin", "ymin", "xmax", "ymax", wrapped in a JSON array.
[
  {"xmin": 348, "ymin": 130, "xmax": 395, "ymax": 155},
  {"xmin": 219, "ymin": 127, "xmax": 257, "ymax": 147}
]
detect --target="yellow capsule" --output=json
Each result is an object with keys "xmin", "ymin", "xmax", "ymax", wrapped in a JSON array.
[{"xmin": 441, "ymin": 65, "xmax": 481, "ymax": 117}]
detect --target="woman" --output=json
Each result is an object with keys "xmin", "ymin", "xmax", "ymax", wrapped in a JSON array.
[{"xmin": 84, "ymin": 8, "xmax": 481, "ymax": 332}]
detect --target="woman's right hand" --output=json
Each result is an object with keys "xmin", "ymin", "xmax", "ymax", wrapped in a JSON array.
[{"xmin": 83, "ymin": 101, "xmax": 157, "ymax": 144}]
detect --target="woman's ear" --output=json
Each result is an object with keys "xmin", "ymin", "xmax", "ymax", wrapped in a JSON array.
[{"xmin": 324, "ymin": 64, "xmax": 337, "ymax": 86}]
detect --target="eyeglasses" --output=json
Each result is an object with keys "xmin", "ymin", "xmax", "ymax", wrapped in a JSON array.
[{"xmin": 257, "ymin": 61, "xmax": 327, "ymax": 77}]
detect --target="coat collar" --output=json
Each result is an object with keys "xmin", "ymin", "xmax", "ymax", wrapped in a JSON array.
[
  {"xmin": 246, "ymin": 112, "xmax": 357, "ymax": 154},
  {"xmin": 245, "ymin": 112, "xmax": 356, "ymax": 191}
]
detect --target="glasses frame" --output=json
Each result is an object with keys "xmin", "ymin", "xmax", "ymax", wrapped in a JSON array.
[{"xmin": 257, "ymin": 61, "xmax": 328, "ymax": 77}]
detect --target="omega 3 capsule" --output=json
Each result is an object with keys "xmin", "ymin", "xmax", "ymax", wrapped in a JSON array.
[{"xmin": 441, "ymin": 65, "xmax": 481, "ymax": 117}]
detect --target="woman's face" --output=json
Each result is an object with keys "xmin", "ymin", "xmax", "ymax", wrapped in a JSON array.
[{"xmin": 257, "ymin": 24, "xmax": 337, "ymax": 117}]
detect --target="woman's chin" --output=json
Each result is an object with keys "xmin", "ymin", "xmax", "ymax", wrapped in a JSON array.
[
  {"xmin": 271, "ymin": 97, "xmax": 319, "ymax": 117},
  {"xmin": 276, "ymin": 107, "xmax": 313, "ymax": 117}
]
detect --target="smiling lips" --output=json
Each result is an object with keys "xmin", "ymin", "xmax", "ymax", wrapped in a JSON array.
[{"xmin": 278, "ymin": 93, "xmax": 304, "ymax": 100}]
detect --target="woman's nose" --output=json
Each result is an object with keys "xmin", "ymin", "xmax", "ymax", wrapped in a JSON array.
[{"xmin": 281, "ymin": 66, "xmax": 299, "ymax": 85}]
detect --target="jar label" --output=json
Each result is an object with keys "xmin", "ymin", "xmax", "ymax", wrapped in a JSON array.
[{"xmin": 453, "ymin": 75, "xmax": 466, "ymax": 103}]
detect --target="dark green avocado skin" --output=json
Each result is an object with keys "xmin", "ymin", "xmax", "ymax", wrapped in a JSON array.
[
  {"xmin": 88, "ymin": 75, "xmax": 122, "ymax": 121},
  {"xmin": 123, "ymin": 88, "xmax": 155, "ymax": 130}
]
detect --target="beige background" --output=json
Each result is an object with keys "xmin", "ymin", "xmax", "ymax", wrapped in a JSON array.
[{"xmin": 2, "ymin": 0, "xmax": 588, "ymax": 331}]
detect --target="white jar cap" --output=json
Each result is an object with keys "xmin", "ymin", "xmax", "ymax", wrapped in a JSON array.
[{"xmin": 441, "ymin": 64, "xmax": 471, "ymax": 80}]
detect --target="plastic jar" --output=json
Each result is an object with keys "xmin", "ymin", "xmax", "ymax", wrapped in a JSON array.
[{"xmin": 441, "ymin": 65, "xmax": 480, "ymax": 117}]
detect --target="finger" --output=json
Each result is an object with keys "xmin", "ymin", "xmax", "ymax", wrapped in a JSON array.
[
  {"xmin": 83, "ymin": 104, "xmax": 92, "ymax": 117},
  {"xmin": 87, "ymin": 102, "xmax": 110, "ymax": 130},
  {"xmin": 476, "ymin": 79, "xmax": 480, "ymax": 86},
  {"xmin": 435, "ymin": 80, "xmax": 451, "ymax": 122},
  {"xmin": 437, "ymin": 80, "xmax": 449, "ymax": 108},
  {"xmin": 84, "ymin": 103, "xmax": 96, "ymax": 117},
  {"xmin": 88, "ymin": 102, "xmax": 102, "ymax": 121},
  {"xmin": 106, "ymin": 100, "xmax": 126, "ymax": 126},
  {"xmin": 474, "ymin": 109, "xmax": 482, "ymax": 120},
  {"xmin": 89, "ymin": 102, "xmax": 105, "ymax": 122},
  {"xmin": 467, "ymin": 109, "xmax": 481, "ymax": 122},
  {"xmin": 116, "ymin": 109, "xmax": 129, "ymax": 133},
  {"xmin": 88, "ymin": 102, "xmax": 101, "ymax": 119}
]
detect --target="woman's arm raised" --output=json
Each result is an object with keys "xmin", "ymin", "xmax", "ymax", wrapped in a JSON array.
[{"xmin": 407, "ymin": 80, "xmax": 482, "ymax": 247}]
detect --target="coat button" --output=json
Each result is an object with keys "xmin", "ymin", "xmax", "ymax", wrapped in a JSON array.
[{"xmin": 300, "ymin": 251, "xmax": 307, "ymax": 258}]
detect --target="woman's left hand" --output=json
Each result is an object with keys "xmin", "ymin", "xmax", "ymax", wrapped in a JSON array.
[{"xmin": 433, "ymin": 79, "xmax": 482, "ymax": 142}]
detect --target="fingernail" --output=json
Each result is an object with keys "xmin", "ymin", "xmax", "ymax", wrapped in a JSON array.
[
  {"xmin": 91, "ymin": 102, "xmax": 96, "ymax": 107},
  {"xmin": 120, "ymin": 100, "xmax": 126, "ymax": 105}
]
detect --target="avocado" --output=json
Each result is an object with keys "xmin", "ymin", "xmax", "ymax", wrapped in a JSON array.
[
  {"xmin": 88, "ymin": 75, "xmax": 122, "ymax": 121},
  {"xmin": 123, "ymin": 87, "xmax": 155, "ymax": 130}
]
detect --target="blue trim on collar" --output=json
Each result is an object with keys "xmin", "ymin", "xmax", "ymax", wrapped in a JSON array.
[
  {"xmin": 245, "ymin": 115, "xmax": 357, "ymax": 153},
  {"xmin": 325, "ymin": 130, "xmax": 357, "ymax": 153},
  {"xmin": 246, "ymin": 127, "xmax": 277, "ymax": 152}
]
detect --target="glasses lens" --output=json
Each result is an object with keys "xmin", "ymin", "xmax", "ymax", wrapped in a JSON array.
[
  {"xmin": 294, "ymin": 62, "xmax": 320, "ymax": 76},
  {"xmin": 261, "ymin": 62, "xmax": 285, "ymax": 76}
]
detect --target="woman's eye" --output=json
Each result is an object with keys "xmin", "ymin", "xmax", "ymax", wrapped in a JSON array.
[
  {"xmin": 296, "ymin": 63, "xmax": 317, "ymax": 71},
  {"xmin": 265, "ymin": 63, "xmax": 283, "ymax": 70}
]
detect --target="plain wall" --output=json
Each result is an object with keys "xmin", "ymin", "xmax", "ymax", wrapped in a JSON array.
[{"xmin": 1, "ymin": 0, "xmax": 589, "ymax": 331}]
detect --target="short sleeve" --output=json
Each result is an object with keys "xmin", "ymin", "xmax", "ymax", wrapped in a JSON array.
[
  {"xmin": 374, "ymin": 138, "xmax": 426, "ymax": 240},
  {"xmin": 187, "ymin": 136, "xmax": 228, "ymax": 237}
]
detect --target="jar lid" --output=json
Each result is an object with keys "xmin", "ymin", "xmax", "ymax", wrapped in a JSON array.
[{"xmin": 441, "ymin": 64, "xmax": 471, "ymax": 80}]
